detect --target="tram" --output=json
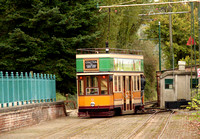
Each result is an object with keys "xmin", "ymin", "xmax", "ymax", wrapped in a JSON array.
[{"xmin": 76, "ymin": 48, "xmax": 144, "ymax": 117}]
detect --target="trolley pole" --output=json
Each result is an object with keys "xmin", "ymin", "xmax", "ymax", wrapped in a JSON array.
[{"xmin": 159, "ymin": 21, "xmax": 161, "ymax": 71}]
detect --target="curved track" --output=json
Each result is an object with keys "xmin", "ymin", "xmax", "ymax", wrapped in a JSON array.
[{"xmin": 127, "ymin": 110, "xmax": 174, "ymax": 139}]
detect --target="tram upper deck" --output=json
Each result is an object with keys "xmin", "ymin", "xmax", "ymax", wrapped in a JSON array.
[{"xmin": 76, "ymin": 48, "xmax": 144, "ymax": 74}]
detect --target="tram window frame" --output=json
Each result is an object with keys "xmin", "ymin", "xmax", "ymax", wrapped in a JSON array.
[
  {"xmin": 101, "ymin": 77, "xmax": 108, "ymax": 95},
  {"xmin": 78, "ymin": 76, "xmax": 84, "ymax": 95},
  {"xmin": 134, "ymin": 76, "xmax": 137, "ymax": 91},
  {"xmin": 138, "ymin": 75, "xmax": 141, "ymax": 91},
  {"xmin": 132, "ymin": 76, "xmax": 134, "ymax": 91},
  {"xmin": 86, "ymin": 76, "xmax": 99, "ymax": 95},
  {"xmin": 114, "ymin": 76, "xmax": 117, "ymax": 92},
  {"xmin": 118, "ymin": 76, "xmax": 122, "ymax": 92},
  {"xmin": 114, "ymin": 76, "xmax": 122, "ymax": 92},
  {"xmin": 125, "ymin": 76, "xmax": 130, "ymax": 91}
]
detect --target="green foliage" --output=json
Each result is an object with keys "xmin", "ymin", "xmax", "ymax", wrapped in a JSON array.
[
  {"xmin": 187, "ymin": 89, "xmax": 200, "ymax": 119},
  {"xmin": 0, "ymin": 0, "xmax": 102, "ymax": 94},
  {"xmin": 144, "ymin": 3, "xmax": 198, "ymax": 69},
  {"xmin": 187, "ymin": 90, "xmax": 200, "ymax": 110},
  {"xmin": 96, "ymin": 0, "xmax": 144, "ymax": 48},
  {"xmin": 0, "ymin": 0, "xmax": 157, "ymax": 99},
  {"xmin": 56, "ymin": 92, "xmax": 66, "ymax": 101},
  {"xmin": 131, "ymin": 40, "xmax": 158, "ymax": 100}
]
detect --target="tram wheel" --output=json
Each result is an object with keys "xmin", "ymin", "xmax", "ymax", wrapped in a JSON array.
[{"xmin": 115, "ymin": 108, "xmax": 122, "ymax": 116}]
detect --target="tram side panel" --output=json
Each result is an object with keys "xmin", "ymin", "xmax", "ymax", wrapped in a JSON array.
[{"xmin": 113, "ymin": 75, "xmax": 144, "ymax": 114}]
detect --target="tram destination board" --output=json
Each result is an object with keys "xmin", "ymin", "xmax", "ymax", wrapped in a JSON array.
[{"xmin": 84, "ymin": 59, "xmax": 99, "ymax": 71}]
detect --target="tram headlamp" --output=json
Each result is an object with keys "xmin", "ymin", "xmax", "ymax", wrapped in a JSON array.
[{"xmin": 90, "ymin": 102, "xmax": 95, "ymax": 107}]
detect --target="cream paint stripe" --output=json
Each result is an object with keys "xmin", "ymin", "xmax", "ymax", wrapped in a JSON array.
[
  {"xmin": 114, "ymin": 99, "xmax": 123, "ymax": 101},
  {"xmin": 114, "ymin": 100, "xmax": 123, "ymax": 105},
  {"xmin": 76, "ymin": 54, "xmax": 143, "ymax": 59},
  {"xmin": 133, "ymin": 99, "xmax": 141, "ymax": 103},
  {"xmin": 77, "ymin": 72, "xmax": 143, "ymax": 76}
]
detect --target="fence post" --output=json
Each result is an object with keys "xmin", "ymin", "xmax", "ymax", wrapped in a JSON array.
[
  {"xmin": 53, "ymin": 75, "xmax": 56, "ymax": 102},
  {"xmin": 37, "ymin": 73, "xmax": 40, "ymax": 103},
  {"xmin": 50, "ymin": 74, "xmax": 53, "ymax": 102},
  {"xmin": 34, "ymin": 73, "xmax": 36, "ymax": 103},
  {"xmin": 11, "ymin": 72, "xmax": 15, "ymax": 107},
  {"xmin": 21, "ymin": 72, "xmax": 24, "ymax": 105},
  {"xmin": 6, "ymin": 72, "xmax": 9, "ymax": 107},
  {"xmin": 47, "ymin": 74, "xmax": 50, "ymax": 102},
  {"xmin": 44, "ymin": 74, "xmax": 47, "ymax": 102},
  {"xmin": 0, "ymin": 71, "xmax": 4, "ymax": 108},
  {"xmin": 41, "ymin": 74, "xmax": 44, "ymax": 102},
  {"xmin": 16, "ymin": 72, "xmax": 19, "ymax": 106},
  {"xmin": 29, "ymin": 72, "xmax": 32, "ymax": 104},
  {"xmin": 25, "ymin": 72, "xmax": 28, "ymax": 104}
]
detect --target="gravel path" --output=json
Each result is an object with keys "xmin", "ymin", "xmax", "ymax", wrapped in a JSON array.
[{"xmin": 0, "ymin": 110, "xmax": 199, "ymax": 139}]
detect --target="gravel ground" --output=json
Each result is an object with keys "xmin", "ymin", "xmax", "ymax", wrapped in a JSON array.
[{"xmin": 0, "ymin": 109, "xmax": 199, "ymax": 139}]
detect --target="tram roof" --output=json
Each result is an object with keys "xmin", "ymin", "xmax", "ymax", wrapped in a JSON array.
[{"xmin": 76, "ymin": 48, "xmax": 143, "ymax": 59}]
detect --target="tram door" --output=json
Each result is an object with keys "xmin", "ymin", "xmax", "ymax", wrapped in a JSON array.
[{"xmin": 123, "ymin": 76, "xmax": 132, "ymax": 111}]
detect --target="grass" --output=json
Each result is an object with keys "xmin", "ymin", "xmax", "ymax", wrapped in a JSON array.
[
  {"xmin": 56, "ymin": 92, "xmax": 77, "ymax": 102},
  {"xmin": 56, "ymin": 92, "xmax": 77, "ymax": 109},
  {"xmin": 56, "ymin": 93, "xmax": 66, "ymax": 101}
]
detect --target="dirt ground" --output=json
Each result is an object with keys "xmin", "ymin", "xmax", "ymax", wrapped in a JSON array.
[{"xmin": 0, "ymin": 109, "xmax": 199, "ymax": 139}]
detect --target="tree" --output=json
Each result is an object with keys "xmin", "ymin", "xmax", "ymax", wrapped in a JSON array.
[
  {"xmin": 0, "ymin": 0, "xmax": 103, "ymax": 94},
  {"xmin": 144, "ymin": 3, "xmax": 198, "ymax": 69}
]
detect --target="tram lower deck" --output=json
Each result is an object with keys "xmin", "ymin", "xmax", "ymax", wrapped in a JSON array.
[{"xmin": 77, "ymin": 74, "xmax": 144, "ymax": 117}]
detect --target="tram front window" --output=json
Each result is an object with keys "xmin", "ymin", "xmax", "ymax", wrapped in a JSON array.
[
  {"xmin": 101, "ymin": 79, "xmax": 108, "ymax": 95},
  {"xmin": 86, "ymin": 76, "xmax": 99, "ymax": 95}
]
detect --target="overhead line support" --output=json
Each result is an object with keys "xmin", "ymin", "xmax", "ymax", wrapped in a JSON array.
[
  {"xmin": 139, "ymin": 11, "xmax": 190, "ymax": 16},
  {"xmin": 99, "ymin": 1, "xmax": 199, "ymax": 8}
]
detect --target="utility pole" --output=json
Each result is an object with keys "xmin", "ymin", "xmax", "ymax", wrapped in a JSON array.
[
  {"xmin": 159, "ymin": 21, "xmax": 161, "ymax": 71},
  {"xmin": 198, "ymin": 2, "xmax": 200, "ymax": 66},
  {"xmin": 169, "ymin": 1, "xmax": 174, "ymax": 70}
]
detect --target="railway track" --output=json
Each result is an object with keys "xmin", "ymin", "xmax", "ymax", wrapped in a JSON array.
[
  {"xmin": 127, "ymin": 110, "xmax": 174, "ymax": 139},
  {"xmin": 37, "ymin": 117, "xmax": 112, "ymax": 139},
  {"xmin": 37, "ymin": 109, "xmax": 174, "ymax": 139}
]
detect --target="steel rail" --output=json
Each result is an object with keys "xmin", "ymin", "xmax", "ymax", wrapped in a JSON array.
[
  {"xmin": 60, "ymin": 116, "xmax": 124, "ymax": 139},
  {"xmin": 127, "ymin": 110, "xmax": 171, "ymax": 139},
  {"xmin": 157, "ymin": 110, "xmax": 175, "ymax": 139},
  {"xmin": 37, "ymin": 118, "xmax": 92, "ymax": 139},
  {"xmin": 38, "ymin": 117, "xmax": 113, "ymax": 139},
  {"xmin": 127, "ymin": 110, "xmax": 160, "ymax": 139}
]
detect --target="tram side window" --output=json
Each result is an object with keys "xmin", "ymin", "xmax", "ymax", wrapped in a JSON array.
[
  {"xmin": 137, "ymin": 76, "xmax": 141, "ymax": 91},
  {"xmin": 86, "ymin": 76, "xmax": 99, "ymax": 95},
  {"xmin": 79, "ymin": 80, "xmax": 84, "ymax": 95},
  {"xmin": 134, "ymin": 76, "xmax": 137, "ymax": 91},
  {"xmin": 126, "ymin": 77, "xmax": 130, "ymax": 91},
  {"xmin": 114, "ymin": 76, "xmax": 122, "ymax": 92},
  {"xmin": 118, "ymin": 76, "xmax": 121, "ymax": 92},
  {"xmin": 101, "ymin": 79, "xmax": 108, "ymax": 95},
  {"xmin": 114, "ymin": 76, "xmax": 117, "ymax": 91}
]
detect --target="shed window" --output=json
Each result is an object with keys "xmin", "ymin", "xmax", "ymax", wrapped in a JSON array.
[
  {"xmin": 165, "ymin": 79, "xmax": 173, "ymax": 89},
  {"xmin": 190, "ymin": 79, "xmax": 199, "ymax": 89}
]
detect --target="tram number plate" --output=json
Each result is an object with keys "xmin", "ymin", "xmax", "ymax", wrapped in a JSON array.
[{"xmin": 85, "ymin": 60, "xmax": 97, "ymax": 69}]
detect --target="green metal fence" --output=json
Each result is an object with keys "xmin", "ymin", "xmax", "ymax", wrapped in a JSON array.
[{"xmin": 0, "ymin": 71, "xmax": 56, "ymax": 108}]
